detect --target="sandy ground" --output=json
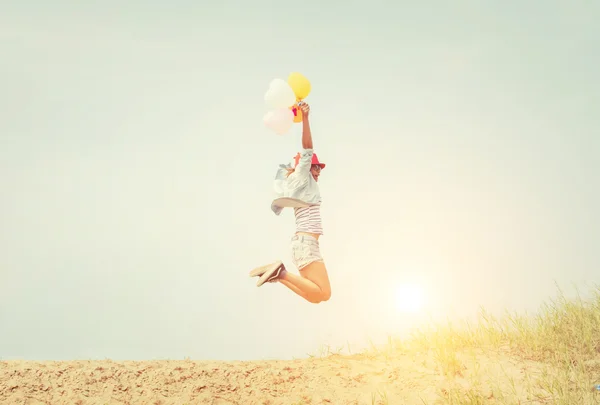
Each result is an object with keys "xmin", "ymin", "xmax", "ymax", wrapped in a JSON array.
[{"xmin": 1, "ymin": 350, "xmax": 546, "ymax": 405}]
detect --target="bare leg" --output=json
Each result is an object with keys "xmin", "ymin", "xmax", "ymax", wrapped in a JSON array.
[
  {"xmin": 277, "ymin": 261, "xmax": 331, "ymax": 304},
  {"xmin": 278, "ymin": 278, "xmax": 313, "ymax": 302}
]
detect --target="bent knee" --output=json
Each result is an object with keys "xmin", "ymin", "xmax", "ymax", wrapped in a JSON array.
[{"xmin": 309, "ymin": 289, "xmax": 331, "ymax": 304}]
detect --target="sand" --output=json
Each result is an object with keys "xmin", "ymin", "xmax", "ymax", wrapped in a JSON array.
[{"xmin": 0, "ymin": 349, "xmax": 550, "ymax": 405}]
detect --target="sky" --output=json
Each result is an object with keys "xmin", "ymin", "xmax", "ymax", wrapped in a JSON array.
[{"xmin": 1, "ymin": 0, "xmax": 599, "ymax": 361}]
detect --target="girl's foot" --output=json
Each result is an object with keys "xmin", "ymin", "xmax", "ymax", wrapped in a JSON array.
[
  {"xmin": 256, "ymin": 263, "xmax": 287, "ymax": 287},
  {"xmin": 249, "ymin": 261, "xmax": 283, "ymax": 277}
]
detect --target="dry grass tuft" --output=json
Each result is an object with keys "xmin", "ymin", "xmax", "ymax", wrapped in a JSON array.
[{"xmin": 362, "ymin": 284, "xmax": 600, "ymax": 404}]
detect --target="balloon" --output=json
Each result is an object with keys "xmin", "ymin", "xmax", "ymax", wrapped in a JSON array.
[
  {"xmin": 264, "ymin": 78, "xmax": 296, "ymax": 109},
  {"xmin": 290, "ymin": 103, "xmax": 303, "ymax": 123},
  {"xmin": 287, "ymin": 72, "xmax": 311, "ymax": 100},
  {"xmin": 263, "ymin": 108, "xmax": 294, "ymax": 134}
]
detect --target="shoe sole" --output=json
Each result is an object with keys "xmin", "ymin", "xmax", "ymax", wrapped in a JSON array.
[
  {"xmin": 249, "ymin": 261, "xmax": 282, "ymax": 277},
  {"xmin": 256, "ymin": 263, "xmax": 284, "ymax": 287}
]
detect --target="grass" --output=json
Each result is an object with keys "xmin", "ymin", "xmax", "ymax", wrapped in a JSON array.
[
  {"xmin": 424, "ymin": 284, "xmax": 600, "ymax": 404},
  {"xmin": 309, "ymin": 284, "xmax": 600, "ymax": 404}
]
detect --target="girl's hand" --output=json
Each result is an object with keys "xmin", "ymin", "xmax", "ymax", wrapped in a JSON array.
[{"xmin": 299, "ymin": 102, "xmax": 310, "ymax": 118}]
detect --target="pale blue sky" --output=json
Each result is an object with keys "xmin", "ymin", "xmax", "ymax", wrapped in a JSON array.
[{"xmin": 1, "ymin": 1, "xmax": 598, "ymax": 361}]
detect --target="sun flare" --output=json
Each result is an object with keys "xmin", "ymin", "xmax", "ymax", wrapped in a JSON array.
[{"xmin": 394, "ymin": 283, "xmax": 425, "ymax": 314}]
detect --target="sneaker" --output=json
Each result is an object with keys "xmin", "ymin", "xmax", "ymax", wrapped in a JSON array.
[
  {"xmin": 256, "ymin": 263, "xmax": 287, "ymax": 287},
  {"xmin": 249, "ymin": 261, "xmax": 283, "ymax": 277}
]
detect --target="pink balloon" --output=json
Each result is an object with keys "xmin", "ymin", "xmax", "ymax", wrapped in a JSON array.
[{"xmin": 263, "ymin": 108, "xmax": 294, "ymax": 135}]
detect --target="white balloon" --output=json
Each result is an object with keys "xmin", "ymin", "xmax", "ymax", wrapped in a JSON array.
[
  {"xmin": 264, "ymin": 78, "xmax": 296, "ymax": 109},
  {"xmin": 263, "ymin": 108, "xmax": 294, "ymax": 135}
]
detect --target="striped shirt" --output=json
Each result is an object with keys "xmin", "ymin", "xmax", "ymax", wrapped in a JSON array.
[{"xmin": 294, "ymin": 200, "xmax": 323, "ymax": 235}]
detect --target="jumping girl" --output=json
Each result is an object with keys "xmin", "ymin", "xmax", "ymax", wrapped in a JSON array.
[{"xmin": 249, "ymin": 102, "xmax": 332, "ymax": 304}]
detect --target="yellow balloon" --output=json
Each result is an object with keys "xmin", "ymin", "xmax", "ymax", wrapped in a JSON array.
[{"xmin": 287, "ymin": 72, "xmax": 311, "ymax": 100}]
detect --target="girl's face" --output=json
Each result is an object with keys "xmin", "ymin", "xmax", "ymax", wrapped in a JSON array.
[{"xmin": 310, "ymin": 165, "xmax": 322, "ymax": 182}]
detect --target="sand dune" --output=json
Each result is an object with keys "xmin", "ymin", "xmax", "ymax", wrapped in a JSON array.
[
  {"xmin": 0, "ymin": 349, "xmax": 555, "ymax": 405},
  {"xmin": 3, "ymin": 288, "xmax": 599, "ymax": 404}
]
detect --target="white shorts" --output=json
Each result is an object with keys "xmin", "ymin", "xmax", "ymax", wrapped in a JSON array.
[{"xmin": 290, "ymin": 234, "xmax": 323, "ymax": 270}]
